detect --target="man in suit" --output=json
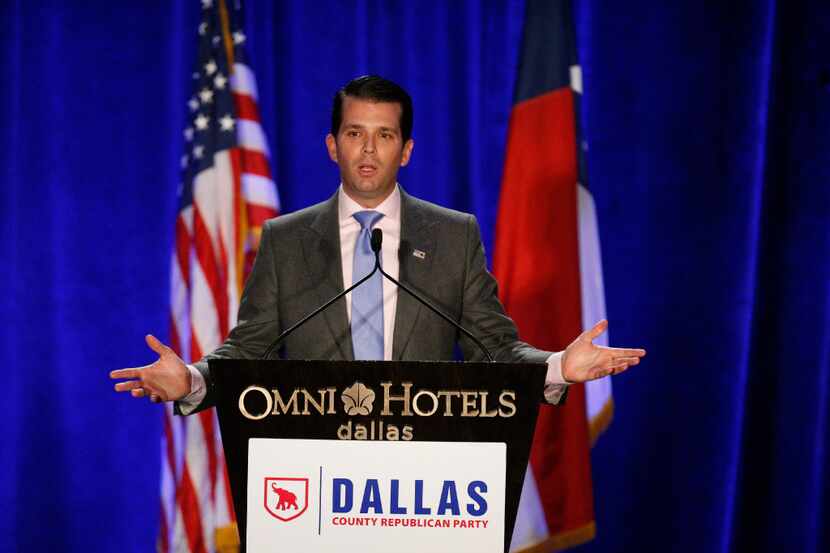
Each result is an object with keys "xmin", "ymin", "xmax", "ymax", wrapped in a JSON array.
[{"xmin": 111, "ymin": 76, "xmax": 645, "ymax": 410}]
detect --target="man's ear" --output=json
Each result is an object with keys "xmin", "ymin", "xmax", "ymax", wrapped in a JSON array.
[
  {"xmin": 400, "ymin": 138, "xmax": 414, "ymax": 167},
  {"xmin": 325, "ymin": 133, "xmax": 338, "ymax": 163}
]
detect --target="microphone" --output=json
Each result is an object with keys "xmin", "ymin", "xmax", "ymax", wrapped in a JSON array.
[
  {"xmin": 371, "ymin": 227, "xmax": 382, "ymax": 253},
  {"xmin": 260, "ymin": 236, "xmax": 382, "ymax": 360},
  {"xmin": 370, "ymin": 228, "xmax": 494, "ymax": 363}
]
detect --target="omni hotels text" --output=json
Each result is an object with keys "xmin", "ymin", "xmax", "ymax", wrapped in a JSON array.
[{"xmin": 238, "ymin": 381, "xmax": 517, "ymax": 441}]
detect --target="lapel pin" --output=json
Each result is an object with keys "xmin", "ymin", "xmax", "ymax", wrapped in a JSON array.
[{"xmin": 412, "ymin": 249, "xmax": 426, "ymax": 260}]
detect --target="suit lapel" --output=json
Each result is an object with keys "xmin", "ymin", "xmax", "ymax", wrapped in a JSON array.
[
  {"xmin": 302, "ymin": 193, "xmax": 354, "ymax": 361},
  {"xmin": 392, "ymin": 191, "xmax": 437, "ymax": 360}
]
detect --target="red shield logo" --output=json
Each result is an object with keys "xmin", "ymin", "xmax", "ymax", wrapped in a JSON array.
[{"xmin": 263, "ymin": 477, "xmax": 309, "ymax": 522}]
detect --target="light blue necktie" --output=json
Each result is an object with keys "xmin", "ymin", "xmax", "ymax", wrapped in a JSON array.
[{"xmin": 351, "ymin": 210, "xmax": 385, "ymax": 360}]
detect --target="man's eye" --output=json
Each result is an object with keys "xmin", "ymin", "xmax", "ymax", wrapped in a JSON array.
[{"xmin": 348, "ymin": 130, "xmax": 360, "ymax": 137}]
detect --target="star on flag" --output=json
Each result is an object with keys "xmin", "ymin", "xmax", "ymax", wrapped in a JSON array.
[
  {"xmin": 219, "ymin": 114, "xmax": 235, "ymax": 132},
  {"xmin": 194, "ymin": 114, "xmax": 209, "ymax": 130}
]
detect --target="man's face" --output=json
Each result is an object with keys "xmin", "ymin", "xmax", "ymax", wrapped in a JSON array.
[{"xmin": 326, "ymin": 97, "xmax": 414, "ymax": 208}]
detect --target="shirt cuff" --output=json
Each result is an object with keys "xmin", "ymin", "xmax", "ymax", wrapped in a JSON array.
[
  {"xmin": 543, "ymin": 351, "xmax": 569, "ymax": 404},
  {"xmin": 177, "ymin": 364, "xmax": 207, "ymax": 415}
]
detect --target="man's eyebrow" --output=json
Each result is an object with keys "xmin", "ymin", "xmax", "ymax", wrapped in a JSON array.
[{"xmin": 341, "ymin": 123, "xmax": 399, "ymax": 134}]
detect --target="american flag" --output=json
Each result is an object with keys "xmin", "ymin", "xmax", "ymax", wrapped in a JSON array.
[{"xmin": 161, "ymin": 1, "xmax": 278, "ymax": 551}]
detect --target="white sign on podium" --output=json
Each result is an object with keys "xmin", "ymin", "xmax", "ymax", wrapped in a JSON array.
[{"xmin": 246, "ymin": 439, "xmax": 506, "ymax": 552}]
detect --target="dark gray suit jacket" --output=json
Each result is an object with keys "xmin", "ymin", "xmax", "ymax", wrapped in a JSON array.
[{"xmin": 187, "ymin": 189, "xmax": 554, "ymax": 414}]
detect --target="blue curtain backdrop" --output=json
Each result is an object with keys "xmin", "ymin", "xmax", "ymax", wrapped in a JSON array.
[{"xmin": 2, "ymin": 1, "xmax": 828, "ymax": 552}]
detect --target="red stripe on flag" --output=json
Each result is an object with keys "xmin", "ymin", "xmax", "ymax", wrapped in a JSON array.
[
  {"xmin": 169, "ymin": 313, "xmax": 183, "ymax": 363},
  {"xmin": 192, "ymin": 205, "xmax": 230, "ymax": 339},
  {"xmin": 215, "ymin": 231, "xmax": 231, "ymax": 340},
  {"xmin": 164, "ymin": 423, "xmax": 179, "ymax": 489},
  {"xmin": 178, "ymin": 466, "xmax": 208, "ymax": 553},
  {"xmin": 494, "ymin": 88, "xmax": 595, "ymax": 539},
  {"xmin": 176, "ymin": 215, "xmax": 191, "ymax": 291},
  {"xmin": 199, "ymin": 410, "xmax": 219, "ymax": 505},
  {"xmin": 234, "ymin": 92, "xmax": 261, "ymax": 121},
  {"xmin": 157, "ymin": 497, "xmax": 169, "ymax": 553},
  {"xmin": 163, "ymin": 418, "xmax": 178, "ymax": 490},
  {"xmin": 238, "ymin": 149, "xmax": 272, "ymax": 179},
  {"xmin": 229, "ymin": 148, "xmax": 244, "ymax": 297},
  {"xmin": 189, "ymin": 323, "xmax": 204, "ymax": 405},
  {"xmin": 221, "ymin": 448, "xmax": 236, "ymax": 523},
  {"xmin": 159, "ymin": 407, "xmax": 176, "ymax": 553}
]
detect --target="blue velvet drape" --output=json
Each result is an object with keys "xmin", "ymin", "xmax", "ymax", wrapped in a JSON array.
[{"xmin": 2, "ymin": 1, "xmax": 827, "ymax": 552}]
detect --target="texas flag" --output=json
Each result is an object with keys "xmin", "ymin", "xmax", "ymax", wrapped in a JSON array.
[{"xmin": 494, "ymin": 0, "xmax": 612, "ymax": 550}]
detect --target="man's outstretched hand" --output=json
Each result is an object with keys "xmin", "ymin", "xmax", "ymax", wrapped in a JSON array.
[
  {"xmin": 561, "ymin": 320, "xmax": 646, "ymax": 383},
  {"xmin": 110, "ymin": 335, "xmax": 191, "ymax": 403}
]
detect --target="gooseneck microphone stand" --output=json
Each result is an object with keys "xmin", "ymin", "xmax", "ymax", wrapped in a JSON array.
[
  {"xmin": 371, "ymin": 229, "xmax": 494, "ymax": 363},
  {"xmin": 261, "ymin": 228, "xmax": 494, "ymax": 363}
]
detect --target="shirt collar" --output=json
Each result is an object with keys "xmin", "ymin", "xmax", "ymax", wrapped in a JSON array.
[{"xmin": 338, "ymin": 184, "xmax": 401, "ymax": 223}]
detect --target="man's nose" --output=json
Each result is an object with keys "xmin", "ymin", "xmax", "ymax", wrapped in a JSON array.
[{"xmin": 362, "ymin": 135, "xmax": 376, "ymax": 153}]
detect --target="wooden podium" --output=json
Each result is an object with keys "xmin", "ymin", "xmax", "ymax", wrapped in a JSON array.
[{"xmin": 212, "ymin": 359, "xmax": 548, "ymax": 552}]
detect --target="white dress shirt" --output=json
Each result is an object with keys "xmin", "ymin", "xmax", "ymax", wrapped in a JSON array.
[
  {"xmin": 180, "ymin": 184, "xmax": 568, "ymax": 410},
  {"xmin": 338, "ymin": 185, "xmax": 400, "ymax": 361}
]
